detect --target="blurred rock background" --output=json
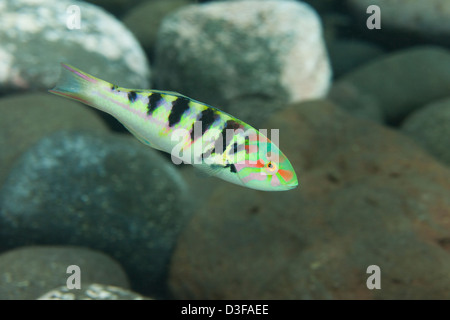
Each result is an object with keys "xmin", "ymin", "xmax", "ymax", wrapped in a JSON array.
[{"xmin": 0, "ymin": 0, "xmax": 449, "ymax": 299}]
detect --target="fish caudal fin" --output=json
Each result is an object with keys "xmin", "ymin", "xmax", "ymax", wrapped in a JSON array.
[{"xmin": 48, "ymin": 63, "xmax": 103, "ymax": 106}]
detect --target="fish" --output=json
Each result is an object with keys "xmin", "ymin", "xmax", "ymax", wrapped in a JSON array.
[{"xmin": 49, "ymin": 63, "xmax": 298, "ymax": 191}]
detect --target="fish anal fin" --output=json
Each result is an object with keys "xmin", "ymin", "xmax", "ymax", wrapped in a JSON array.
[{"xmin": 122, "ymin": 124, "xmax": 163, "ymax": 151}]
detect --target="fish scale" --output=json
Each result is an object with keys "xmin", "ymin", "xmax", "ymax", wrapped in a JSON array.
[{"xmin": 49, "ymin": 63, "xmax": 298, "ymax": 191}]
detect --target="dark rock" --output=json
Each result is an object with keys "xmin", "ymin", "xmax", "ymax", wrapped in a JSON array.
[
  {"xmin": 85, "ymin": 0, "xmax": 148, "ymax": 18},
  {"xmin": 348, "ymin": 0, "xmax": 450, "ymax": 46},
  {"xmin": 327, "ymin": 40, "xmax": 385, "ymax": 78},
  {"xmin": 0, "ymin": 130, "xmax": 191, "ymax": 298},
  {"xmin": 0, "ymin": 93, "xmax": 109, "ymax": 187},
  {"xmin": 168, "ymin": 100, "xmax": 450, "ymax": 299},
  {"xmin": 122, "ymin": 0, "xmax": 192, "ymax": 61},
  {"xmin": 333, "ymin": 46, "xmax": 450, "ymax": 124},
  {"xmin": 0, "ymin": 246, "xmax": 129, "ymax": 300},
  {"xmin": 401, "ymin": 97, "xmax": 450, "ymax": 167}
]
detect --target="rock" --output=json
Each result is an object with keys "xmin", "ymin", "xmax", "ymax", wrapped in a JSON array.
[
  {"xmin": 333, "ymin": 46, "xmax": 450, "ymax": 124},
  {"xmin": 401, "ymin": 97, "xmax": 450, "ymax": 167},
  {"xmin": 0, "ymin": 93, "xmax": 109, "ymax": 187},
  {"xmin": 168, "ymin": 100, "xmax": 450, "ymax": 299},
  {"xmin": 38, "ymin": 283, "xmax": 150, "ymax": 300},
  {"xmin": 0, "ymin": 0, "xmax": 150, "ymax": 93},
  {"xmin": 300, "ymin": 0, "xmax": 337, "ymax": 13},
  {"xmin": 328, "ymin": 81, "xmax": 384, "ymax": 123},
  {"xmin": 154, "ymin": 0, "xmax": 331, "ymax": 126},
  {"xmin": 179, "ymin": 165, "xmax": 220, "ymax": 212},
  {"xmin": 122, "ymin": 0, "xmax": 192, "ymax": 61},
  {"xmin": 85, "ymin": 0, "xmax": 148, "ymax": 18},
  {"xmin": 0, "ymin": 246, "xmax": 129, "ymax": 300},
  {"xmin": 0, "ymin": 130, "xmax": 191, "ymax": 298},
  {"xmin": 327, "ymin": 40, "xmax": 385, "ymax": 78},
  {"xmin": 347, "ymin": 0, "xmax": 450, "ymax": 45}
]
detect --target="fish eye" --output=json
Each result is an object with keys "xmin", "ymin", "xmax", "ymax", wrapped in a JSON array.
[{"xmin": 265, "ymin": 161, "xmax": 278, "ymax": 174}]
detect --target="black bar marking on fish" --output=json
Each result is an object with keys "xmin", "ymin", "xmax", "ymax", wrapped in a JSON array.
[
  {"xmin": 168, "ymin": 97, "xmax": 190, "ymax": 127},
  {"xmin": 223, "ymin": 163, "xmax": 237, "ymax": 173},
  {"xmin": 128, "ymin": 91, "xmax": 137, "ymax": 102},
  {"xmin": 230, "ymin": 142, "xmax": 237, "ymax": 154},
  {"xmin": 111, "ymin": 84, "xmax": 118, "ymax": 91},
  {"xmin": 189, "ymin": 121, "xmax": 196, "ymax": 141},
  {"xmin": 198, "ymin": 108, "xmax": 219, "ymax": 136},
  {"xmin": 200, "ymin": 147, "xmax": 215, "ymax": 161},
  {"xmin": 216, "ymin": 120, "xmax": 243, "ymax": 155},
  {"xmin": 147, "ymin": 93, "xmax": 162, "ymax": 115}
]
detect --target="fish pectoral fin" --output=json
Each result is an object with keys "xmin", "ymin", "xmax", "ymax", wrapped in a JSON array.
[
  {"xmin": 194, "ymin": 163, "xmax": 225, "ymax": 177},
  {"xmin": 122, "ymin": 124, "xmax": 163, "ymax": 151}
]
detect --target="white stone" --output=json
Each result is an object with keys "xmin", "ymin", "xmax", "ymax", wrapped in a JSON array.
[
  {"xmin": 155, "ymin": 0, "xmax": 331, "ymax": 125},
  {"xmin": 0, "ymin": 0, "xmax": 150, "ymax": 90}
]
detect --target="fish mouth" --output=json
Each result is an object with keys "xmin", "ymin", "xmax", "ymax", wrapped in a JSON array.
[{"xmin": 285, "ymin": 181, "xmax": 298, "ymax": 190}]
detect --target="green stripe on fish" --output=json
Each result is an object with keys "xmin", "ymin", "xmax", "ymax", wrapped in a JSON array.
[{"xmin": 49, "ymin": 63, "xmax": 298, "ymax": 191}]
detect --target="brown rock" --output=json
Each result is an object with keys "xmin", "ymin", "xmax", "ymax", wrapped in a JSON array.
[{"xmin": 168, "ymin": 100, "xmax": 450, "ymax": 299}]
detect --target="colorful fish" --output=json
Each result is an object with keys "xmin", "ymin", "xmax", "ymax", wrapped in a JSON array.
[{"xmin": 49, "ymin": 64, "xmax": 298, "ymax": 191}]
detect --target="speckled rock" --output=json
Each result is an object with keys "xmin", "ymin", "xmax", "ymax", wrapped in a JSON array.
[
  {"xmin": 0, "ymin": 0, "xmax": 150, "ymax": 93},
  {"xmin": 401, "ymin": 97, "xmax": 450, "ymax": 167},
  {"xmin": 155, "ymin": 0, "xmax": 331, "ymax": 126},
  {"xmin": 0, "ymin": 130, "xmax": 191, "ymax": 298},
  {"xmin": 38, "ymin": 283, "xmax": 150, "ymax": 300},
  {"xmin": 0, "ymin": 246, "xmax": 129, "ymax": 300},
  {"xmin": 348, "ymin": 0, "xmax": 450, "ymax": 45},
  {"xmin": 169, "ymin": 100, "xmax": 450, "ymax": 299},
  {"xmin": 122, "ymin": 0, "xmax": 192, "ymax": 60},
  {"xmin": 333, "ymin": 46, "xmax": 450, "ymax": 124},
  {"xmin": 0, "ymin": 93, "xmax": 109, "ymax": 187}
]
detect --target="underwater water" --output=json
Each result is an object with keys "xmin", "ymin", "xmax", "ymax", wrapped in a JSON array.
[{"xmin": 0, "ymin": 0, "xmax": 449, "ymax": 301}]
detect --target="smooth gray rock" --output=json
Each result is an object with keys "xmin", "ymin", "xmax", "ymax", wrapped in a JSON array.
[
  {"xmin": 401, "ymin": 97, "xmax": 450, "ymax": 167},
  {"xmin": 334, "ymin": 46, "xmax": 450, "ymax": 123},
  {"xmin": 0, "ymin": 246, "xmax": 130, "ymax": 300},
  {"xmin": 348, "ymin": 0, "xmax": 450, "ymax": 45}
]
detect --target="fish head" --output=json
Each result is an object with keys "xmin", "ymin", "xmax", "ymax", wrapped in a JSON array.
[{"xmin": 233, "ymin": 131, "xmax": 298, "ymax": 191}]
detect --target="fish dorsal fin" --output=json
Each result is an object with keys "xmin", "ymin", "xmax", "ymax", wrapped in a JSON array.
[{"xmin": 150, "ymin": 89, "xmax": 186, "ymax": 98}]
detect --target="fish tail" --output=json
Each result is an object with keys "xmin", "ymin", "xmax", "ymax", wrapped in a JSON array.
[{"xmin": 48, "ymin": 63, "xmax": 105, "ymax": 106}]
